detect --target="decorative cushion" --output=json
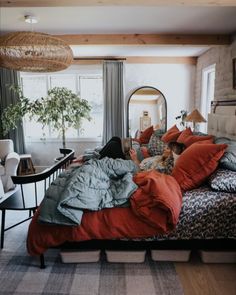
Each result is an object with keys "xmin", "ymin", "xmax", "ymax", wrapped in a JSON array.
[
  {"xmin": 161, "ymin": 125, "xmax": 182, "ymax": 143},
  {"xmin": 171, "ymin": 143, "xmax": 227, "ymax": 191},
  {"xmin": 148, "ymin": 133, "xmax": 166, "ymax": 156},
  {"xmin": 177, "ymin": 128, "xmax": 213, "ymax": 147},
  {"xmin": 214, "ymin": 137, "xmax": 236, "ymax": 171},
  {"xmin": 209, "ymin": 168, "xmax": 236, "ymax": 193},
  {"xmin": 138, "ymin": 126, "xmax": 154, "ymax": 144}
]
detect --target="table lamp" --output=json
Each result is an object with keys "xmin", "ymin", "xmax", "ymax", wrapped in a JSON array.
[{"xmin": 184, "ymin": 109, "xmax": 206, "ymax": 131}]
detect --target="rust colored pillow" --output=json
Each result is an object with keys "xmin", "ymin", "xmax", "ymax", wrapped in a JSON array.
[
  {"xmin": 161, "ymin": 125, "xmax": 182, "ymax": 143},
  {"xmin": 177, "ymin": 128, "xmax": 213, "ymax": 147},
  {"xmin": 139, "ymin": 126, "xmax": 154, "ymax": 144},
  {"xmin": 172, "ymin": 143, "xmax": 227, "ymax": 191}
]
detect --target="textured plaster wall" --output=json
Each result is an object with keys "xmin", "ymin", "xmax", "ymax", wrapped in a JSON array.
[{"xmin": 195, "ymin": 36, "xmax": 236, "ymax": 109}]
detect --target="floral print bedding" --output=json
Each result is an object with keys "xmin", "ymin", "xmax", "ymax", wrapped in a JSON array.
[{"xmin": 149, "ymin": 185, "xmax": 236, "ymax": 240}]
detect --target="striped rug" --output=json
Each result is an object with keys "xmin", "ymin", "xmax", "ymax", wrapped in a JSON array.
[{"xmin": 0, "ymin": 219, "xmax": 184, "ymax": 295}]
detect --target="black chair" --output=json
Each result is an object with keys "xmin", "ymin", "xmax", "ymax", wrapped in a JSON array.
[{"xmin": 0, "ymin": 148, "xmax": 75, "ymax": 249}]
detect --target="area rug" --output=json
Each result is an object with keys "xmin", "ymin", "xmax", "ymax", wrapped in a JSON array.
[{"xmin": 0, "ymin": 221, "xmax": 184, "ymax": 295}]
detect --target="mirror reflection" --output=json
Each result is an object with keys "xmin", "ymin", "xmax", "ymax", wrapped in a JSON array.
[{"xmin": 128, "ymin": 86, "xmax": 167, "ymax": 137}]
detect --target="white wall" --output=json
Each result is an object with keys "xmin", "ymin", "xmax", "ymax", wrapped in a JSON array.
[
  {"xmin": 125, "ymin": 63, "xmax": 196, "ymax": 130},
  {"xmin": 26, "ymin": 139, "xmax": 101, "ymax": 167}
]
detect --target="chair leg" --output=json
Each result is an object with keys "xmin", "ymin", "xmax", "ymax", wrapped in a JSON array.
[{"xmin": 1, "ymin": 210, "xmax": 6, "ymax": 249}]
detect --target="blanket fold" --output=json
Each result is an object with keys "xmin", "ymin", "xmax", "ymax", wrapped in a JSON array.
[{"xmin": 131, "ymin": 170, "xmax": 182, "ymax": 232}]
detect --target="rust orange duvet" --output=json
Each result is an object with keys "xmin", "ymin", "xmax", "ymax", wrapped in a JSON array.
[{"xmin": 27, "ymin": 170, "xmax": 182, "ymax": 256}]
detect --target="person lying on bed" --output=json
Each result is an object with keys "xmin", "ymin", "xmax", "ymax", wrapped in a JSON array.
[
  {"xmin": 73, "ymin": 137, "xmax": 185, "ymax": 174},
  {"xmin": 72, "ymin": 136, "xmax": 126, "ymax": 165},
  {"xmin": 129, "ymin": 141, "xmax": 186, "ymax": 174}
]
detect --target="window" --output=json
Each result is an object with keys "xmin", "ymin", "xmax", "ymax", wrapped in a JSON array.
[
  {"xmin": 200, "ymin": 64, "xmax": 216, "ymax": 132},
  {"xmin": 20, "ymin": 71, "xmax": 103, "ymax": 140}
]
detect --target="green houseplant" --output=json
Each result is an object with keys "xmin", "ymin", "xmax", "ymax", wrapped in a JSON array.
[{"xmin": 2, "ymin": 86, "xmax": 91, "ymax": 148}]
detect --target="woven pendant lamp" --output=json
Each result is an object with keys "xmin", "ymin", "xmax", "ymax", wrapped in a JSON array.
[
  {"xmin": 0, "ymin": 31, "xmax": 73, "ymax": 72},
  {"xmin": 184, "ymin": 109, "xmax": 206, "ymax": 131}
]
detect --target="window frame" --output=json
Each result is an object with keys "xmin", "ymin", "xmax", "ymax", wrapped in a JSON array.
[
  {"xmin": 20, "ymin": 72, "xmax": 103, "ymax": 142},
  {"xmin": 200, "ymin": 64, "xmax": 216, "ymax": 133}
]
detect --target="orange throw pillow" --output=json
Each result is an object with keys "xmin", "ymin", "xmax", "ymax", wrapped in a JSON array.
[
  {"xmin": 139, "ymin": 126, "xmax": 154, "ymax": 144},
  {"xmin": 161, "ymin": 125, "xmax": 182, "ymax": 143},
  {"xmin": 177, "ymin": 128, "xmax": 213, "ymax": 147},
  {"xmin": 172, "ymin": 143, "xmax": 227, "ymax": 191}
]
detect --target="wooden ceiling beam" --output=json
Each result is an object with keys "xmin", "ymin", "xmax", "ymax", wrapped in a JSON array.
[
  {"xmin": 1, "ymin": 0, "xmax": 236, "ymax": 7},
  {"xmin": 126, "ymin": 56, "xmax": 197, "ymax": 65},
  {"xmin": 73, "ymin": 56, "xmax": 197, "ymax": 65},
  {"xmin": 56, "ymin": 34, "xmax": 230, "ymax": 46}
]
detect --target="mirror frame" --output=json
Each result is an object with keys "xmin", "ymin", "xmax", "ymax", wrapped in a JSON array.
[{"xmin": 127, "ymin": 86, "xmax": 167, "ymax": 137}]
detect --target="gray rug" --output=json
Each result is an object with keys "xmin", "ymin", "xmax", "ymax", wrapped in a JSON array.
[{"xmin": 0, "ymin": 220, "xmax": 184, "ymax": 295}]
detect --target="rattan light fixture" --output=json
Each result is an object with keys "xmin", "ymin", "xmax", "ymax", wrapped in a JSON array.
[{"xmin": 0, "ymin": 31, "xmax": 73, "ymax": 72}]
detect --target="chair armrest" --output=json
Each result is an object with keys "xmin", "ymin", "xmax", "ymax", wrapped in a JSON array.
[{"xmin": 5, "ymin": 152, "xmax": 20, "ymax": 175}]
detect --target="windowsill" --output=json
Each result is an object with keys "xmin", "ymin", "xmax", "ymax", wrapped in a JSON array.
[{"xmin": 25, "ymin": 138, "xmax": 102, "ymax": 143}]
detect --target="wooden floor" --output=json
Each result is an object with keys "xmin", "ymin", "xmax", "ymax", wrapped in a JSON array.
[{"xmin": 175, "ymin": 253, "xmax": 236, "ymax": 295}]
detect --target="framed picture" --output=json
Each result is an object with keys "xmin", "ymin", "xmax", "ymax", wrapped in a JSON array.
[
  {"xmin": 140, "ymin": 116, "xmax": 151, "ymax": 131},
  {"xmin": 233, "ymin": 58, "xmax": 236, "ymax": 89}
]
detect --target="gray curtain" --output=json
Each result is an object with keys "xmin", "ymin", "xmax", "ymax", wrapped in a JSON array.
[
  {"xmin": 0, "ymin": 67, "xmax": 25, "ymax": 154},
  {"xmin": 102, "ymin": 61, "xmax": 125, "ymax": 144}
]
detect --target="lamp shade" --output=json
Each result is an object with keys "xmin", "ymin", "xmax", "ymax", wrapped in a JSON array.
[
  {"xmin": 184, "ymin": 109, "xmax": 206, "ymax": 123},
  {"xmin": 0, "ymin": 31, "xmax": 73, "ymax": 72}
]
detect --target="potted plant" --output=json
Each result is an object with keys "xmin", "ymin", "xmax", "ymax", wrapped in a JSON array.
[{"xmin": 2, "ymin": 86, "xmax": 91, "ymax": 149}]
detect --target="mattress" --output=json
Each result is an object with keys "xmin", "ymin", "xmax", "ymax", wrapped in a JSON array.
[{"xmin": 27, "ymin": 185, "xmax": 236, "ymax": 256}]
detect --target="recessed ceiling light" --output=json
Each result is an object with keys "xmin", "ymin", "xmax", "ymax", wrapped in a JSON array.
[{"xmin": 24, "ymin": 15, "xmax": 38, "ymax": 24}]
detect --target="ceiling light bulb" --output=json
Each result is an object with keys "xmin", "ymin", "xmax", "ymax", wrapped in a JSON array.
[{"xmin": 24, "ymin": 15, "xmax": 38, "ymax": 24}]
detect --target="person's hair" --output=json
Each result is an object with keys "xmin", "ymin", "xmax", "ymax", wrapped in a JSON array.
[{"xmin": 167, "ymin": 141, "xmax": 186, "ymax": 155}]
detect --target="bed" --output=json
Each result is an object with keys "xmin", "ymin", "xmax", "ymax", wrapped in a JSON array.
[{"xmin": 9, "ymin": 101, "xmax": 236, "ymax": 267}]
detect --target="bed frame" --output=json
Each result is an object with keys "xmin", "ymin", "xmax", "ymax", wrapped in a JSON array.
[{"xmin": 2, "ymin": 100, "xmax": 236, "ymax": 268}]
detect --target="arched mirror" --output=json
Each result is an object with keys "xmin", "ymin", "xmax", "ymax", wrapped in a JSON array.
[{"xmin": 127, "ymin": 86, "xmax": 167, "ymax": 137}]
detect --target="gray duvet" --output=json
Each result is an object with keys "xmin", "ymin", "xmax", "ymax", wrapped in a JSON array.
[{"xmin": 38, "ymin": 157, "xmax": 138, "ymax": 226}]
